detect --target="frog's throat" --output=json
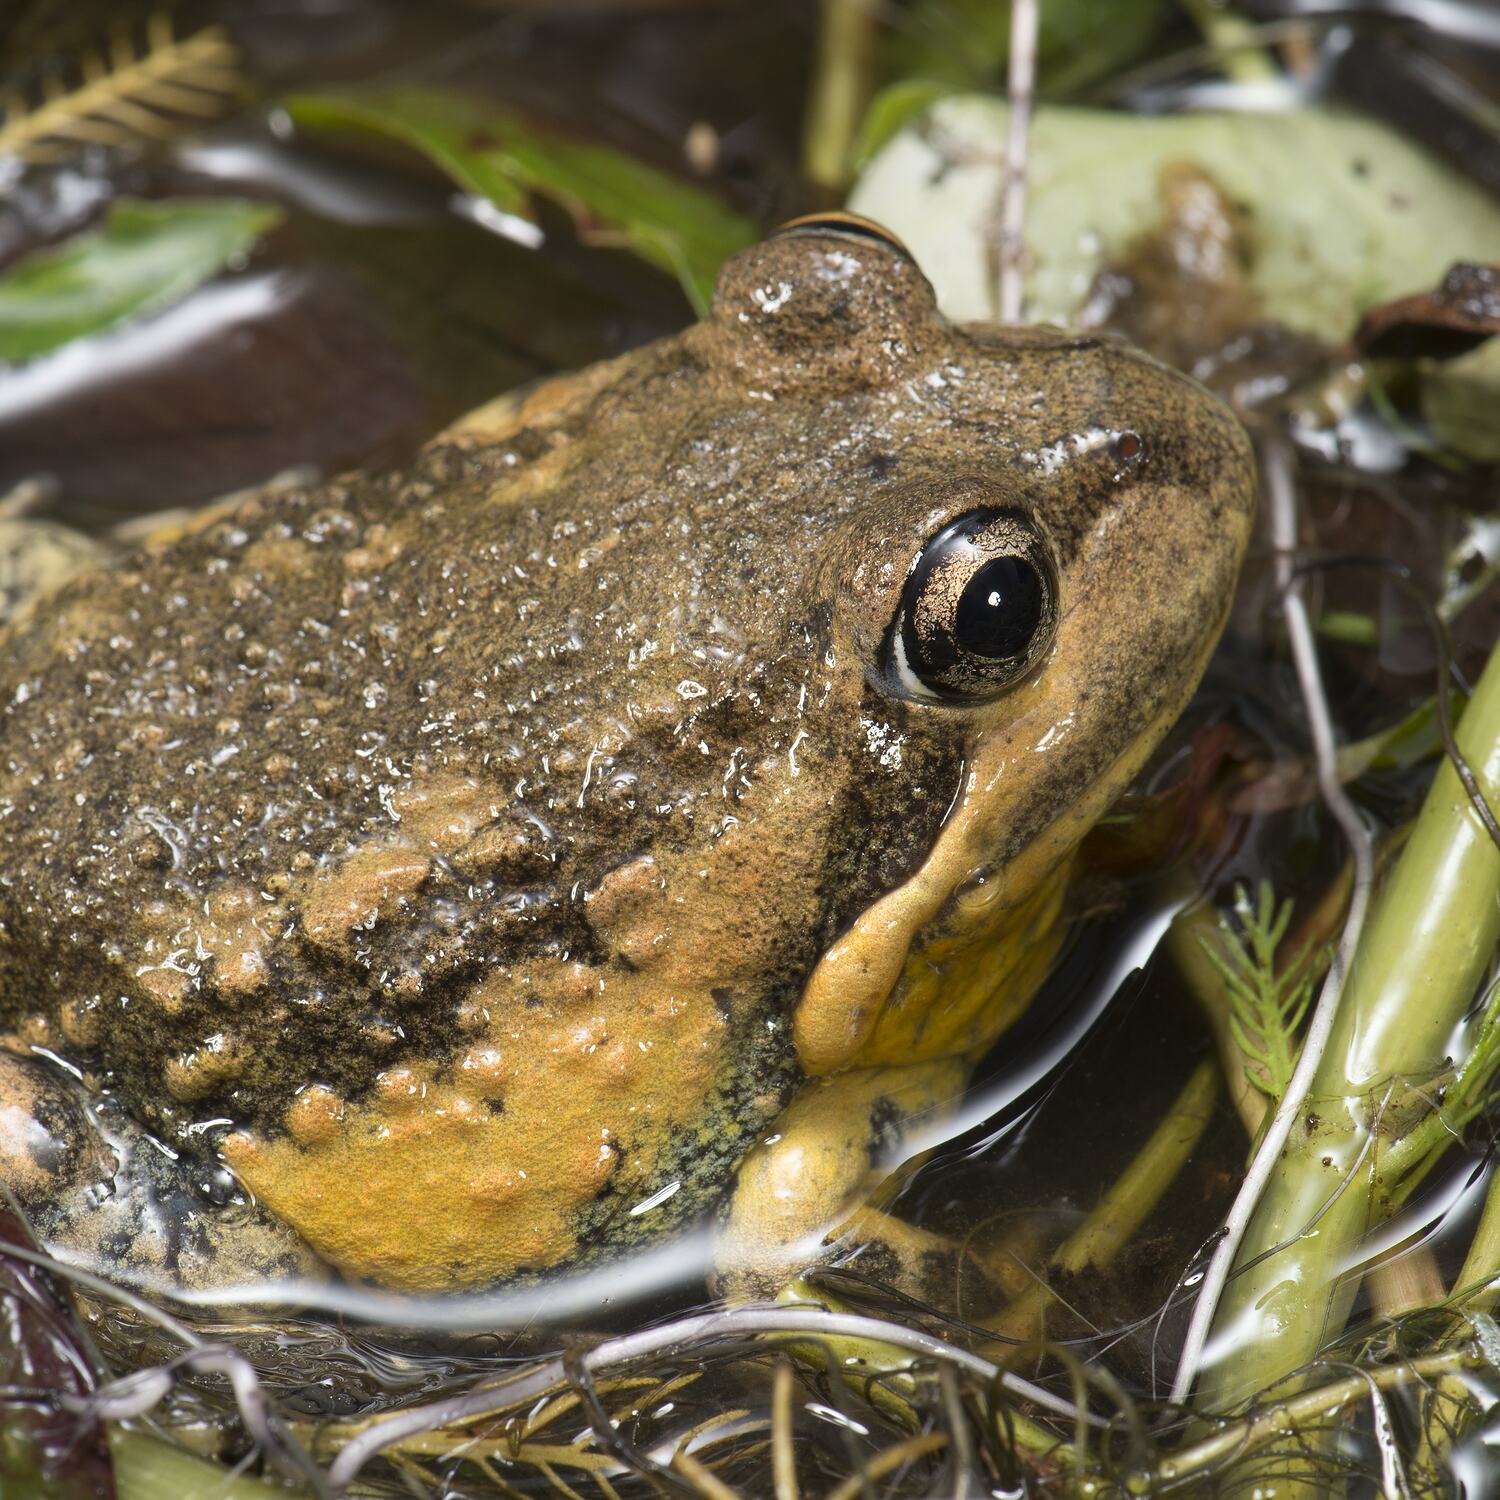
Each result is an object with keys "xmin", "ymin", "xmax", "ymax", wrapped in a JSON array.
[{"xmin": 793, "ymin": 681, "xmax": 1198, "ymax": 1076}]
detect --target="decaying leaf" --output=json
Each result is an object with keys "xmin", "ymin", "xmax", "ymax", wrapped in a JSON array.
[{"xmin": 1354, "ymin": 262, "xmax": 1500, "ymax": 361}]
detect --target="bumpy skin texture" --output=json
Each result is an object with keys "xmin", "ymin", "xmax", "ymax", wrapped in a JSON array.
[{"xmin": 0, "ymin": 225, "xmax": 1255, "ymax": 1292}]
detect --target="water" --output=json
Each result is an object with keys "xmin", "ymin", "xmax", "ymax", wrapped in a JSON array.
[{"xmin": 2, "ymin": 4, "xmax": 1498, "ymax": 1496}]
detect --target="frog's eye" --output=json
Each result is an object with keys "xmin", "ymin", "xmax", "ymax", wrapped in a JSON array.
[
  {"xmin": 886, "ymin": 510, "xmax": 1058, "ymax": 703},
  {"xmin": 772, "ymin": 212, "xmax": 915, "ymax": 262}
]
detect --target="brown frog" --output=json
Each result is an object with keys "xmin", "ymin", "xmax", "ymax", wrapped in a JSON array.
[{"xmin": 0, "ymin": 217, "xmax": 1254, "ymax": 1297}]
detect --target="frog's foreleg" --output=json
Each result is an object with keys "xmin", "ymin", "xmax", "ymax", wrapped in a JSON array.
[{"xmin": 715, "ymin": 1058, "xmax": 970, "ymax": 1301}]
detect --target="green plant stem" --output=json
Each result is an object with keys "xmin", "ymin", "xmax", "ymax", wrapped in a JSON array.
[
  {"xmin": 1407, "ymin": 1174, "xmax": 1500, "ymax": 1475},
  {"xmin": 995, "ymin": 1056, "xmax": 1219, "ymax": 1338},
  {"xmin": 802, "ymin": 0, "xmax": 880, "ymax": 191},
  {"xmin": 1317, "ymin": 609, "xmax": 1379, "ymax": 647},
  {"xmin": 1452, "ymin": 1165, "xmax": 1500, "ymax": 1313},
  {"xmin": 1198, "ymin": 638, "xmax": 1500, "ymax": 1411},
  {"xmin": 112, "ymin": 1428, "xmax": 310, "ymax": 1500},
  {"xmin": 1170, "ymin": 899, "xmax": 1266, "ymax": 1131},
  {"xmin": 1156, "ymin": 1346, "xmax": 1489, "ymax": 1487}
]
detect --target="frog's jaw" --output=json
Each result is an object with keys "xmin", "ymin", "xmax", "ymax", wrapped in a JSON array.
[{"xmin": 792, "ymin": 626, "xmax": 1222, "ymax": 1076}]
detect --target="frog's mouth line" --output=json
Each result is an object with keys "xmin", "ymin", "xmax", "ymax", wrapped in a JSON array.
[{"xmin": 792, "ymin": 619, "xmax": 1227, "ymax": 1078}]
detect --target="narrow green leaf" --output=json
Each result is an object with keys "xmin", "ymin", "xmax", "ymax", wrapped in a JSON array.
[
  {"xmin": 852, "ymin": 79, "xmax": 957, "ymax": 170},
  {"xmin": 286, "ymin": 86, "xmax": 757, "ymax": 315},
  {"xmin": 0, "ymin": 196, "xmax": 282, "ymax": 364}
]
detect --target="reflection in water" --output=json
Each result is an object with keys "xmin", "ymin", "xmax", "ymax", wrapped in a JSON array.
[{"xmin": 0, "ymin": 273, "xmax": 288, "ymax": 426}]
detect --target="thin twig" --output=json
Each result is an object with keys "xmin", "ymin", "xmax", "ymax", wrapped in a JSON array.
[
  {"xmin": 1155, "ymin": 1346, "xmax": 1489, "ymax": 1485},
  {"xmin": 1169, "ymin": 435, "xmax": 1378, "ymax": 1405},
  {"xmin": 771, "ymin": 1361, "xmax": 799, "ymax": 1500},
  {"xmin": 997, "ymin": 0, "xmax": 1038, "ymax": 322}
]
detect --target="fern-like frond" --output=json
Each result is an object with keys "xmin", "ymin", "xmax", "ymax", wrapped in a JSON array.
[
  {"xmin": 0, "ymin": 15, "xmax": 241, "ymax": 165},
  {"xmin": 1199, "ymin": 880, "xmax": 1319, "ymax": 1108}
]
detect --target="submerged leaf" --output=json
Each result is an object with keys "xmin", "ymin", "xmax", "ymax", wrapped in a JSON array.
[
  {"xmin": 0, "ymin": 196, "xmax": 282, "ymax": 364},
  {"xmin": 286, "ymin": 87, "xmax": 757, "ymax": 314}
]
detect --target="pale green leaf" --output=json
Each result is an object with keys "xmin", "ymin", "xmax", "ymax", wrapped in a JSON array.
[{"xmin": 849, "ymin": 98, "xmax": 1500, "ymax": 342}]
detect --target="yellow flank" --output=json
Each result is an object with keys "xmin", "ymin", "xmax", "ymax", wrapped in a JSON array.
[
  {"xmin": 223, "ymin": 960, "xmax": 725, "ymax": 1289},
  {"xmin": 222, "ymin": 752, "xmax": 827, "ymax": 1290}
]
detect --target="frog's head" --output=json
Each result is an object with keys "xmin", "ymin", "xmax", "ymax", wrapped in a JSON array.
[{"xmin": 697, "ymin": 216, "xmax": 1257, "ymax": 1073}]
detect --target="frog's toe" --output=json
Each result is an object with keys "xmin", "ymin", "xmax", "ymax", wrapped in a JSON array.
[{"xmin": 0, "ymin": 1052, "xmax": 323, "ymax": 1295}]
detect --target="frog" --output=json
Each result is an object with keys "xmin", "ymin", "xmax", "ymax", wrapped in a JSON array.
[{"xmin": 0, "ymin": 215, "xmax": 1255, "ymax": 1300}]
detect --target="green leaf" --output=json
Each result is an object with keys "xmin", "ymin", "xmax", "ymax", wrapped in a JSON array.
[
  {"xmin": 849, "ymin": 98, "xmax": 1500, "ymax": 343},
  {"xmin": 853, "ymin": 79, "xmax": 958, "ymax": 170},
  {"xmin": 0, "ymin": 196, "xmax": 282, "ymax": 364},
  {"xmin": 286, "ymin": 86, "xmax": 757, "ymax": 316},
  {"xmin": 1336, "ymin": 695, "xmax": 1459, "ymax": 783}
]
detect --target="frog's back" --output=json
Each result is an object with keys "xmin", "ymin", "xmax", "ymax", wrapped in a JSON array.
[{"xmin": 0, "ymin": 349, "xmax": 776, "ymax": 1117}]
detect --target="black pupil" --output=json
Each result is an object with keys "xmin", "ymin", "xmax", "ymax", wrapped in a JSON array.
[{"xmin": 955, "ymin": 557, "xmax": 1044, "ymax": 658}]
